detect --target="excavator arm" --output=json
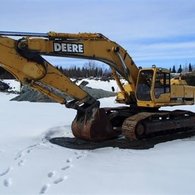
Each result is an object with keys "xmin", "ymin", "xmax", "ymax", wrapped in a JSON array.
[
  {"xmin": 0, "ymin": 33, "xmax": 94, "ymax": 109},
  {"xmin": 0, "ymin": 31, "xmax": 138, "ymax": 106},
  {"xmin": 0, "ymin": 31, "xmax": 139, "ymax": 141}
]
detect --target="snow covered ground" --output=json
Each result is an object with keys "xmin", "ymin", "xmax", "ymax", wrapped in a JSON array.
[
  {"xmin": 1, "ymin": 79, "xmax": 21, "ymax": 92},
  {"xmin": 1, "ymin": 80, "xmax": 195, "ymax": 195},
  {"xmin": 76, "ymin": 78, "xmax": 123, "ymax": 92}
]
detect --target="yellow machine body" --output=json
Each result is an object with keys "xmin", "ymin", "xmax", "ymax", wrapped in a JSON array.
[{"xmin": 1, "ymin": 31, "xmax": 195, "ymax": 141}]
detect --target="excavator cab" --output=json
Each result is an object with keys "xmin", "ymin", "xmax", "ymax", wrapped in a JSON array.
[{"xmin": 136, "ymin": 67, "xmax": 171, "ymax": 107}]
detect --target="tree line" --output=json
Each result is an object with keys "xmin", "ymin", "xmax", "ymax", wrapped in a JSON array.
[
  {"xmin": 170, "ymin": 63, "xmax": 193, "ymax": 73},
  {"xmin": 0, "ymin": 63, "xmax": 112, "ymax": 80},
  {"xmin": 0, "ymin": 62, "xmax": 195, "ymax": 80},
  {"xmin": 56, "ymin": 65, "xmax": 112, "ymax": 79}
]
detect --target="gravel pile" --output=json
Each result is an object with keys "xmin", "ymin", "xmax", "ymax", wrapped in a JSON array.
[
  {"xmin": 11, "ymin": 85, "xmax": 116, "ymax": 103},
  {"xmin": 11, "ymin": 86, "xmax": 53, "ymax": 102}
]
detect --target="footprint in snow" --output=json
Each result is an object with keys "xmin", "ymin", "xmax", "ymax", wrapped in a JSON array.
[
  {"xmin": 18, "ymin": 159, "xmax": 25, "ymax": 167},
  {"xmin": 27, "ymin": 149, "xmax": 31, "ymax": 154},
  {"xmin": 61, "ymin": 165, "xmax": 71, "ymax": 171},
  {"xmin": 76, "ymin": 155, "xmax": 83, "ymax": 159},
  {"xmin": 0, "ymin": 166, "xmax": 13, "ymax": 177},
  {"xmin": 48, "ymin": 171, "xmax": 56, "ymax": 178},
  {"xmin": 74, "ymin": 150, "xmax": 87, "ymax": 159},
  {"xmin": 14, "ymin": 151, "xmax": 24, "ymax": 160},
  {"xmin": 15, "ymin": 143, "xmax": 40, "ymax": 161},
  {"xmin": 66, "ymin": 158, "xmax": 72, "ymax": 163},
  {"xmin": 53, "ymin": 176, "xmax": 68, "ymax": 184},
  {"xmin": 40, "ymin": 183, "xmax": 50, "ymax": 194},
  {"xmin": 3, "ymin": 178, "xmax": 12, "ymax": 187}
]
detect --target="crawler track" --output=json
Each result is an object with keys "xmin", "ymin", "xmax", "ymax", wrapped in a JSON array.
[
  {"xmin": 122, "ymin": 110, "xmax": 195, "ymax": 140},
  {"xmin": 50, "ymin": 110, "xmax": 195, "ymax": 150}
]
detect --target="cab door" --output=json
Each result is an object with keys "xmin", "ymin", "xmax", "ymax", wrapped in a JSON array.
[
  {"xmin": 153, "ymin": 71, "xmax": 171, "ymax": 103},
  {"xmin": 136, "ymin": 69, "xmax": 153, "ymax": 102}
]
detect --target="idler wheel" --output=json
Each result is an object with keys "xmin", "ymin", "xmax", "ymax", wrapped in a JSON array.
[{"xmin": 135, "ymin": 122, "xmax": 145, "ymax": 139}]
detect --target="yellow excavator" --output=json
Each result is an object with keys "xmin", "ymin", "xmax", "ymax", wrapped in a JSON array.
[{"xmin": 0, "ymin": 31, "xmax": 195, "ymax": 142}]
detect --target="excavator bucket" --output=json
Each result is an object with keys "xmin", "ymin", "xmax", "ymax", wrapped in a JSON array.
[{"xmin": 72, "ymin": 107, "xmax": 120, "ymax": 141}]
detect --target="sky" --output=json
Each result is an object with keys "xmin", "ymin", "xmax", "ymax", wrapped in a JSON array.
[{"xmin": 1, "ymin": 0, "xmax": 195, "ymax": 70}]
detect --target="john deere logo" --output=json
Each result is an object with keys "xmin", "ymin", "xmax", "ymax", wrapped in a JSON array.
[{"xmin": 53, "ymin": 42, "xmax": 84, "ymax": 53}]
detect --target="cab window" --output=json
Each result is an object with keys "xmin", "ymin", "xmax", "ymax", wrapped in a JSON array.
[
  {"xmin": 136, "ymin": 70, "xmax": 153, "ymax": 101},
  {"xmin": 154, "ymin": 72, "xmax": 170, "ymax": 98}
]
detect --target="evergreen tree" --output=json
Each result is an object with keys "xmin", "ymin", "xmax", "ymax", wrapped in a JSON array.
[
  {"xmin": 172, "ymin": 65, "xmax": 176, "ymax": 73},
  {"xmin": 189, "ymin": 63, "xmax": 192, "ymax": 72},
  {"xmin": 59, "ymin": 66, "xmax": 63, "ymax": 73},
  {"xmin": 177, "ymin": 65, "xmax": 183, "ymax": 73}
]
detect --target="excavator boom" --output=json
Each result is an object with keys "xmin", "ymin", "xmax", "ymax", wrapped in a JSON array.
[
  {"xmin": 0, "ymin": 31, "xmax": 139, "ymax": 141},
  {"xmin": 0, "ymin": 31, "xmax": 138, "ymax": 102}
]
